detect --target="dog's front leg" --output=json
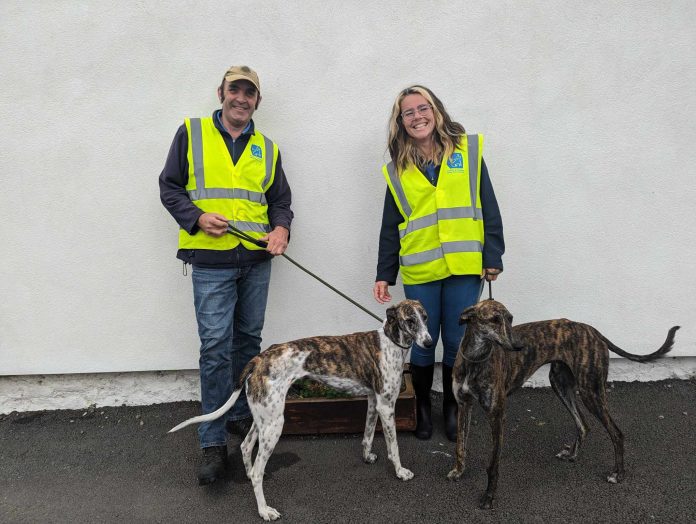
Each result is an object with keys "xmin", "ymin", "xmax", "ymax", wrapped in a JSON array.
[
  {"xmin": 362, "ymin": 392, "xmax": 379, "ymax": 464},
  {"xmin": 376, "ymin": 396, "xmax": 413, "ymax": 480},
  {"xmin": 447, "ymin": 395, "xmax": 473, "ymax": 480},
  {"xmin": 480, "ymin": 407, "xmax": 506, "ymax": 509}
]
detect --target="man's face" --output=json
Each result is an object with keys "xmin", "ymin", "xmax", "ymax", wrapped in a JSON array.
[{"xmin": 218, "ymin": 79, "xmax": 260, "ymax": 130}]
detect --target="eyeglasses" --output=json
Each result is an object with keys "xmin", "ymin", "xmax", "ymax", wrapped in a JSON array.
[{"xmin": 401, "ymin": 104, "xmax": 432, "ymax": 120}]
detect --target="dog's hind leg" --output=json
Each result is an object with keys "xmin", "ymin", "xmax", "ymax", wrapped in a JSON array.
[
  {"xmin": 549, "ymin": 362, "xmax": 589, "ymax": 461},
  {"xmin": 578, "ymin": 379, "xmax": 625, "ymax": 484},
  {"xmin": 362, "ymin": 392, "xmax": 379, "ymax": 464},
  {"xmin": 240, "ymin": 421, "xmax": 259, "ymax": 479},
  {"xmin": 376, "ymin": 396, "xmax": 413, "ymax": 480},
  {"xmin": 250, "ymin": 418, "xmax": 284, "ymax": 521}
]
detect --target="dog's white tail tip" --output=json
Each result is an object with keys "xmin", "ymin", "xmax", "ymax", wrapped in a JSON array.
[
  {"xmin": 168, "ymin": 420, "xmax": 194, "ymax": 433},
  {"xmin": 167, "ymin": 388, "xmax": 243, "ymax": 435}
]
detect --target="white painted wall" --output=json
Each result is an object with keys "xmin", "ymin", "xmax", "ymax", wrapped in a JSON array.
[{"xmin": 1, "ymin": 1, "xmax": 694, "ymax": 382}]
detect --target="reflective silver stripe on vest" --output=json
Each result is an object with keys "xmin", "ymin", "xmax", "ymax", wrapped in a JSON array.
[
  {"xmin": 228, "ymin": 220, "xmax": 271, "ymax": 234},
  {"xmin": 399, "ymin": 212, "xmax": 438, "ymax": 238},
  {"xmin": 399, "ymin": 207, "xmax": 484, "ymax": 238},
  {"xmin": 399, "ymin": 240, "xmax": 482, "ymax": 266},
  {"xmin": 400, "ymin": 247, "xmax": 443, "ymax": 266},
  {"xmin": 386, "ymin": 161, "xmax": 413, "ymax": 216},
  {"xmin": 187, "ymin": 188, "xmax": 267, "ymax": 205},
  {"xmin": 262, "ymin": 135, "xmax": 273, "ymax": 189},
  {"xmin": 189, "ymin": 118, "xmax": 205, "ymax": 192},
  {"xmin": 442, "ymin": 240, "xmax": 482, "ymax": 254},
  {"xmin": 438, "ymin": 206, "xmax": 483, "ymax": 221},
  {"xmin": 467, "ymin": 134, "xmax": 479, "ymax": 221}
]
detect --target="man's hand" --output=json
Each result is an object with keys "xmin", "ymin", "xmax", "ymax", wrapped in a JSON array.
[
  {"xmin": 197, "ymin": 213, "xmax": 229, "ymax": 237},
  {"xmin": 260, "ymin": 226, "xmax": 289, "ymax": 256},
  {"xmin": 373, "ymin": 281, "xmax": 392, "ymax": 304},
  {"xmin": 482, "ymin": 268, "xmax": 502, "ymax": 282}
]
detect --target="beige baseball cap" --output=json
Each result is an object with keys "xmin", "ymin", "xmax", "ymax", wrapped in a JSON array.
[{"xmin": 224, "ymin": 65, "xmax": 260, "ymax": 92}]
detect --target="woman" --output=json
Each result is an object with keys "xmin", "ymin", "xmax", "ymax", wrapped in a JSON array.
[{"xmin": 373, "ymin": 85, "xmax": 505, "ymax": 441}]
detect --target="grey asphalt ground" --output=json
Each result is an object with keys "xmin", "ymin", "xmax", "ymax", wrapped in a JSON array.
[{"xmin": 1, "ymin": 379, "xmax": 694, "ymax": 523}]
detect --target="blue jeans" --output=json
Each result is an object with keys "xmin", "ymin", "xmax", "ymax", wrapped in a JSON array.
[
  {"xmin": 404, "ymin": 275, "xmax": 484, "ymax": 367},
  {"xmin": 192, "ymin": 260, "xmax": 271, "ymax": 448}
]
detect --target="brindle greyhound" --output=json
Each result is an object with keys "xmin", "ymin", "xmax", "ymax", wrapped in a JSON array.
[
  {"xmin": 169, "ymin": 299, "xmax": 431, "ymax": 521},
  {"xmin": 446, "ymin": 299, "xmax": 679, "ymax": 509}
]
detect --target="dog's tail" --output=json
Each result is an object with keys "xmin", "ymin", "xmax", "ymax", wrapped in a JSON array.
[
  {"xmin": 168, "ymin": 387, "xmax": 243, "ymax": 433},
  {"xmin": 168, "ymin": 357, "xmax": 258, "ymax": 434},
  {"xmin": 600, "ymin": 325, "xmax": 680, "ymax": 363}
]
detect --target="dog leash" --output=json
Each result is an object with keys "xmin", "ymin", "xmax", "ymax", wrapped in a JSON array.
[{"xmin": 227, "ymin": 223, "xmax": 383, "ymax": 323}]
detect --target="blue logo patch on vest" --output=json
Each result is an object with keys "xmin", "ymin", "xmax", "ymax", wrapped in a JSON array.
[
  {"xmin": 251, "ymin": 145, "xmax": 263, "ymax": 159},
  {"xmin": 447, "ymin": 153, "xmax": 463, "ymax": 169}
]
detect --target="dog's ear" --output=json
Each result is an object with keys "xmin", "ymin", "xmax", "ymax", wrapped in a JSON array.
[
  {"xmin": 386, "ymin": 305, "xmax": 397, "ymax": 324},
  {"xmin": 459, "ymin": 305, "xmax": 477, "ymax": 325}
]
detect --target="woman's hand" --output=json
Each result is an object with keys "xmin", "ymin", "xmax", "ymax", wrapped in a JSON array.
[
  {"xmin": 373, "ymin": 281, "xmax": 392, "ymax": 304},
  {"xmin": 482, "ymin": 268, "xmax": 502, "ymax": 282}
]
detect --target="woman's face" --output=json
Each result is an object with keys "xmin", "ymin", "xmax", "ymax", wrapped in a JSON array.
[{"xmin": 400, "ymin": 93, "xmax": 435, "ymax": 145}]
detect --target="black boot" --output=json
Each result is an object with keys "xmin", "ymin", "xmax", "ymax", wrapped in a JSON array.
[
  {"xmin": 442, "ymin": 364, "xmax": 458, "ymax": 442},
  {"xmin": 197, "ymin": 445, "xmax": 227, "ymax": 485},
  {"xmin": 410, "ymin": 364, "xmax": 434, "ymax": 440}
]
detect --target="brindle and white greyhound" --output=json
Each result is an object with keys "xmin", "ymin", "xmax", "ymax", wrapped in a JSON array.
[
  {"xmin": 447, "ymin": 299, "xmax": 679, "ymax": 509},
  {"xmin": 170, "ymin": 299, "xmax": 431, "ymax": 521}
]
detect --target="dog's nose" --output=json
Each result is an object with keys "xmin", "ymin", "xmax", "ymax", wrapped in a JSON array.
[
  {"xmin": 511, "ymin": 335, "xmax": 525, "ymax": 351},
  {"xmin": 423, "ymin": 336, "xmax": 433, "ymax": 349}
]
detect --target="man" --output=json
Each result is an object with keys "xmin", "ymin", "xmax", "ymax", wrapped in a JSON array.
[{"xmin": 159, "ymin": 65, "xmax": 293, "ymax": 485}]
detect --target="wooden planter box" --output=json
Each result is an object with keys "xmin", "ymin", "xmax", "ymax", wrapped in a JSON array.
[{"xmin": 282, "ymin": 372, "xmax": 416, "ymax": 435}]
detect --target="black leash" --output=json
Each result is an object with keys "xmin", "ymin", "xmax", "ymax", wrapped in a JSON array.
[
  {"xmin": 461, "ymin": 275, "xmax": 496, "ymax": 363},
  {"xmin": 227, "ymin": 223, "xmax": 383, "ymax": 323}
]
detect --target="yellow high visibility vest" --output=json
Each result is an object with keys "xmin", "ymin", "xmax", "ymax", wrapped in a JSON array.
[
  {"xmin": 383, "ymin": 134, "xmax": 485, "ymax": 285},
  {"xmin": 179, "ymin": 117, "xmax": 278, "ymax": 251}
]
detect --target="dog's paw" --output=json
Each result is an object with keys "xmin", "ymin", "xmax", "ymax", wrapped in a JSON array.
[
  {"xmin": 606, "ymin": 471, "xmax": 624, "ymax": 484},
  {"xmin": 555, "ymin": 445, "xmax": 576, "ymax": 462},
  {"xmin": 478, "ymin": 493, "xmax": 494, "ymax": 510},
  {"xmin": 363, "ymin": 452, "xmax": 378, "ymax": 464},
  {"xmin": 259, "ymin": 506, "xmax": 281, "ymax": 521},
  {"xmin": 396, "ymin": 467, "xmax": 414, "ymax": 481},
  {"xmin": 447, "ymin": 468, "xmax": 464, "ymax": 481}
]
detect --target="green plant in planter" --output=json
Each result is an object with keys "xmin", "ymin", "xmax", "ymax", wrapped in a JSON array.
[{"xmin": 288, "ymin": 379, "xmax": 353, "ymax": 399}]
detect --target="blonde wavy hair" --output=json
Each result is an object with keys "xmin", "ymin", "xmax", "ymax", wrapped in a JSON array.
[{"xmin": 387, "ymin": 85, "xmax": 466, "ymax": 175}]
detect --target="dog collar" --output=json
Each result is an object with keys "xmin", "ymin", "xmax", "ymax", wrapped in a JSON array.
[
  {"xmin": 393, "ymin": 340, "xmax": 411, "ymax": 350},
  {"xmin": 384, "ymin": 330, "xmax": 411, "ymax": 350}
]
